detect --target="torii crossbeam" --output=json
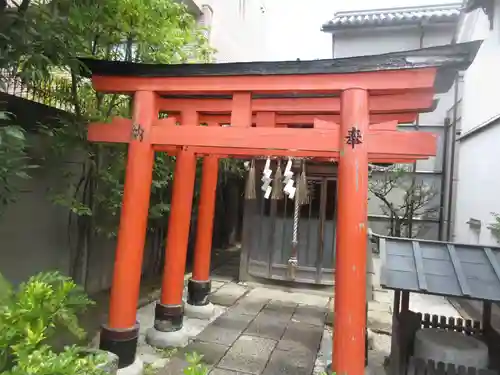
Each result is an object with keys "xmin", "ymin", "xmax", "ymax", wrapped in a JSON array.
[
  {"xmin": 79, "ymin": 41, "xmax": 480, "ymax": 375},
  {"xmin": 88, "ymin": 116, "xmax": 436, "ymax": 161}
]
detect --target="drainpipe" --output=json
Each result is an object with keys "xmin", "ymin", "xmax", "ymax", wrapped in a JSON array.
[
  {"xmin": 438, "ymin": 117, "xmax": 451, "ymax": 240},
  {"xmin": 446, "ymin": 75, "xmax": 460, "ymax": 241}
]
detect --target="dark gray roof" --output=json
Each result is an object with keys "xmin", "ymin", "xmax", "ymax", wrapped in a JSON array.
[
  {"xmin": 78, "ymin": 41, "xmax": 481, "ymax": 94},
  {"xmin": 371, "ymin": 232, "xmax": 500, "ymax": 302},
  {"xmin": 322, "ymin": 3, "xmax": 463, "ymax": 32}
]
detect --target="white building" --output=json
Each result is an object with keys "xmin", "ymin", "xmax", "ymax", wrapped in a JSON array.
[
  {"xmin": 188, "ymin": 0, "xmax": 270, "ymax": 62},
  {"xmin": 189, "ymin": 1, "xmax": 467, "ymax": 241},
  {"xmin": 188, "ymin": 0, "xmax": 335, "ymax": 62},
  {"xmin": 322, "ymin": 3, "xmax": 462, "ymax": 240},
  {"xmin": 452, "ymin": 0, "xmax": 500, "ymax": 245}
]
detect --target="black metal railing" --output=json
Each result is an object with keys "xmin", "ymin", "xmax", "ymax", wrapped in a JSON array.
[{"xmin": 0, "ymin": 70, "xmax": 75, "ymax": 113}]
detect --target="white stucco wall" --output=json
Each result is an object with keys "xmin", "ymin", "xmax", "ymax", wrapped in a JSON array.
[
  {"xmin": 454, "ymin": 124, "xmax": 500, "ymax": 245},
  {"xmin": 453, "ymin": 2, "xmax": 500, "ymax": 245},
  {"xmin": 194, "ymin": 0, "xmax": 270, "ymax": 62},
  {"xmin": 457, "ymin": 6, "xmax": 500, "ymax": 134},
  {"xmin": 333, "ymin": 27, "xmax": 421, "ymax": 58},
  {"xmin": 193, "ymin": 0, "xmax": 337, "ymax": 62}
]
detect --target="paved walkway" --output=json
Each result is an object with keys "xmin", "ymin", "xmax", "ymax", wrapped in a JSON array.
[
  {"xmin": 133, "ymin": 251, "xmax": 462, "ymax": 375},
  {"xmin": 161, "ymin": 297, "xmax": 327, "ymax": 375}
]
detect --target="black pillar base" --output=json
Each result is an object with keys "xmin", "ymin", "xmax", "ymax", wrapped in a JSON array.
[
  {"xmin": 187, "ymin": 279, "xmax": 211, "ymax": 306},
  {"xmin": 154, "ymin": 303, "xmax": 184, "ymax": 332},
  {"xmin": 99, "ymin": 323, "xmax": 139, "ymax": 369}
]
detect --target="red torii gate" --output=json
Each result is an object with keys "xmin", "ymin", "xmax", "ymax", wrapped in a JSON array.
[{"xmin": 80, "ymin": 41, "xmax": 478, "ymax": 375}]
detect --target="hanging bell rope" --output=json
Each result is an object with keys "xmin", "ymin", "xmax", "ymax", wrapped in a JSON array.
[
  {"xmin": 244, "ymin": 159, "xmax": 256, "ymax": 200},
  {"xmin": 271, "ymin": 159, "xmax": 284, "ymax": 200},
  {"xmin": 288, "ymin": 160, "xmax": 309, "ymax": 280}
]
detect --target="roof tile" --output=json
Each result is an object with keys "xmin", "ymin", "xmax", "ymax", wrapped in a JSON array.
[{"xmin": 322, "ymin": 3, "xmax": 462, "ymax": 31}]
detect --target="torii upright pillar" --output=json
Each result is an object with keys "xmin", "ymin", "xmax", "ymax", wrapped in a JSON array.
[
  {"xmin": 99, "ymin": 91, "xmax": 157, "ymax": 370},
  {"xmin": 146, "ymin": 110, "xmax": 198, "ymax": 348},
  {"xmin": 332, "ymin": 88, "xmax": 369, "ymax": 375},
  {"xmin": 185, "ymin": 150, "xmax": 219, "ymax": 318}
]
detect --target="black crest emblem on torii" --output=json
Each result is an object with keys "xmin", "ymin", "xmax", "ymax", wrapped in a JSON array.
[
  {"xmin": 131, "ymin": 123, "xmax": 145, "ymax": 142},
  {"xmin": 345, "ymin": 126, "xmax": 362, "ymax": 149}
]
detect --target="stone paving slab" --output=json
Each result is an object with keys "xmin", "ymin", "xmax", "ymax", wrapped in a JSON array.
[
  {"xmin": 292, "ymin": 305, "xmax": 327, "ymax": 327},
  {"xmin": 183, "ymin": 340, "xmax": 229, "ymax": 367},
  {"xmin": 245, "ymin": 287, "xmax": 329, "ymax": 308},
  {"xmin": 262, "ymin": 348, "xmax": 316, "ymax": 375},
  {"xmin": 229, "ymin": 296, "xmax": 269, "ymax": 316},
  {"xmin": 217, "ymin": 335, "xmax": 277, "ymax": 374},
  {"xmin": 244, "ymin": 311, "xmax": 289, "ymax": 340},
  {"xmin": 211, "ymin": 280, "xmax": 227, "ymax": 292},
  {"xmin": 197, "ymin": 312, "xmax": 254, "ymax": 346},
  {"xmin": 210, "ymin": 283, "xmax": 248, "ymax": 306},
  {"xmin": 264, "ymin": 299, "xmax": 298, "ymax": 312},
  {"xmin": 262, "ymin": 300, "xmax": 297, "ymax": 320},
  {"xmin": 211, "ymin": 265, "xmax": 239, "ymax": 282},
  {"xmin": 277, "ymin": 322, "xmax": 324, "ymax": 353}
]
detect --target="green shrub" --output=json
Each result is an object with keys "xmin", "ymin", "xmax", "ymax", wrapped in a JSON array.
[
  {"xmin": 183, "ymin": 352, "xmax": 209, "ymax": 375},
  {"xmin": 0, "ymin": 271, "xmax": 105, "ymax": 375}
]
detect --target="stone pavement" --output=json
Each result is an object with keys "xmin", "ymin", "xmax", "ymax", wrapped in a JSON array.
[
  {"xmin": 134, "ymin": 251, "xmax": 462, "ymax": 375},
  {"xmin": 159, "ymin": 297, "xmax": 327, "ymax": 375}
]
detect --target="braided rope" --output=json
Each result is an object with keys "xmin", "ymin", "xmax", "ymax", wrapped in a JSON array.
[{"xmin": 292, "ymin": 194, "xmax": 300, "ymax": 246}]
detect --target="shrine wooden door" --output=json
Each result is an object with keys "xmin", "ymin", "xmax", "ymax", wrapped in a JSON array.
[{"xmin": 242, "ymin": 175, "xmax": 337, "ymax": 285}]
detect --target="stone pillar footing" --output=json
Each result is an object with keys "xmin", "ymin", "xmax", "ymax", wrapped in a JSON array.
[
  {"xmin": 187, "ymin": 279, "xmax": 211, "ymax": 306},
  {"xmin": 146, "ymin": 303, "xmax": 189, "ymax": 348},
  {"xmin": 99, "ymin": 323, "xmax": 139, "ymax": 369},
  {"xmin": 154, "ymin": 303, "xmax": 183, "ymax": 332},
  {"xmin": 117, "ymin": 356, "xmax": 144, "ymax": 375},
  {"xmin": 145, "ymin": 326, "xmax": 190, "ymax": 348},
  {"xmin": 185, "ymin": 301, "xmax": 215, "ymax": 319}
]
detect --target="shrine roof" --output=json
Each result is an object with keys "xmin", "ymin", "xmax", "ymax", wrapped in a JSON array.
[
  {"xmin": 79, "ymin": 41, "xmax": 481, "ymax": 94},
  {"xmin": 371, "ymin": 231, "xmax": 500, "ymax": 303}
]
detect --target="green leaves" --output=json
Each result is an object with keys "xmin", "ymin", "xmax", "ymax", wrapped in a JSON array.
[
  {"xmin": 4, "ymin": 344, "xmax": 107, "ymax": 375},
  {"xmin": 40, "ymin": 0, "xmax": 215, "ymax": 237},
  {"xmin": 0, "ymin": 271, "xmax": 99, "ymax": 375},
  {"xmin": 183, "ymin": 352, "xmax": 209, "ymax": 375}
]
